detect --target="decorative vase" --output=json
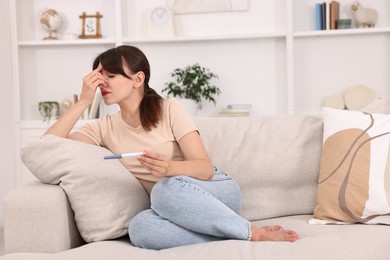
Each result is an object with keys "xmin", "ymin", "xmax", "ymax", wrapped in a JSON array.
[{"xmin": 38, "ymin": 101, "xmax": 60, "ymax": 122}]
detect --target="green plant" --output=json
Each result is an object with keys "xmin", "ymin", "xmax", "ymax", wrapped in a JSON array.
[
  {"xmin": 38, "ymin": 101, "xmax": 60, "ymax": 122},
  {"xmin": 162, "ymin": 63, "xmax": 221, "ymax": 109}
]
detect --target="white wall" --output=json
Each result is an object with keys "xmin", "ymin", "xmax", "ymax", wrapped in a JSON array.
[{"xmin": 0, "ymin": 0, "xmax": 15, "ymax": 222}]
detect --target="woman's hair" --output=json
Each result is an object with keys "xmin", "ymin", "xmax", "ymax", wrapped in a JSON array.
[{"xmin": 92, "ymin": 45, "xmax": 163, "ymax": 131}]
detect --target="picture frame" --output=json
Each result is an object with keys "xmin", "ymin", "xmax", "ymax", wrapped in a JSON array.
[{"xmin": 79, "ymin": 12, "xmax": 103, "ymax": 39}]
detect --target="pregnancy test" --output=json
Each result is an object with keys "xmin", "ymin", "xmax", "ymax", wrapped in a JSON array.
[{"xmin": 104, "ymin": 151, "xmax": 144, "ymax": 160}]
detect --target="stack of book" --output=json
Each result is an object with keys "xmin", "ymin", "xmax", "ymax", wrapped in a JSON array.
[
  {"xmin": 219, "ymin": 104, "xmax": 252, "ymax": 117},
  {"xmin": 316, "ymin": 1, "xmax": 340, "ymax": 30}
]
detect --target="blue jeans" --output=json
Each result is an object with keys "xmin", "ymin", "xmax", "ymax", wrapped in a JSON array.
[{"xmin": 128, "ymin": 168, "xmax": 251, "ymax": 250}]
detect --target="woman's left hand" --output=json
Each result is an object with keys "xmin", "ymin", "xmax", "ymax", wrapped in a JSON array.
[{"xmin": 138, "ymin": 151, "xmax": 170, "ymax": 177}]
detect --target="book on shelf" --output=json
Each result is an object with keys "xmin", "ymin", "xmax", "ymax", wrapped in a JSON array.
[
  {"xmin": 321, "ymin": 2, "xmax": 326, "ymax": 30},
  {"xmin": 227, "ymin": 104, "xmax": 252, "ymax": 109},
  {"xmin": 219, "ymin": 111, "xmax": 250, "ymax": 117},
  {"xmin": 315, "ymin": 3, "xmax": 323, "ymax": 31},
  {"xmin": 330, "ymin": 1, "xmax": 340, "ymax": 30},
  {"xmin": 315, "ymin": 3, "xmax": 327, "ymax": 30},
  {"xmin": 88, "ymin": 89, "xmax": 102, "ymax": 119},
  {"xmin": 223, "ymin": 108, "xmax": 251, "ymax": 114}
]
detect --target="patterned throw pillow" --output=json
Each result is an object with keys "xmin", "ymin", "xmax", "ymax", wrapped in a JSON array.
[{"xmin": 312, "ymin": 107, "xmax": 390, "ymax": 224}]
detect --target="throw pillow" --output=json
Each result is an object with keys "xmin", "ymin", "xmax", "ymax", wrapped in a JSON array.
[
  {"xmin": 20, "ymin": 135, "xmax": 150, "ymax": 242},
  {"xmin": 312, "ymin": 107, "xmax": 390, "ymax": 224}
]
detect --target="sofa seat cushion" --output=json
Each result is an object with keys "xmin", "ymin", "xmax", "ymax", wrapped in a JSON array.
[
  {"xmin": 20, "ymin": 135, "xmax": 150, "ymax": 242},
  {"xmin": 2, "ymin": 215, "xmax": 390, "ymax": 260},
  {"xmin": 194, "ymin": 116, "xmax": 323, "ymax": 221}
]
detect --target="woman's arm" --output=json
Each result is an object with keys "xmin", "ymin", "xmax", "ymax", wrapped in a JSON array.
[
  {"xmin": 43, "ymin": 65, "xmax": 106, "ymax": 144},
  {"xmin": 138, "ymin": 131, "xmax": 214, "ymax": 180},
  {"xmin": 44, "ymin": 100, "xmax": 89, "ymax": 138}
]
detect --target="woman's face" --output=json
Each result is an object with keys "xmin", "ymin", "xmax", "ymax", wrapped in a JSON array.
[{"xmin": 99, "ymin": 65, "xmax": 137, "ymax": 105}]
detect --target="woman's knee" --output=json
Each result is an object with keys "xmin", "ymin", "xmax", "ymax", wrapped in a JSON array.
[
  {"xmin": 150, "ymin": 177, "xmax": 184, "ymax": 209},
  {"xmin": 128, "ymin": 210, "xmax": 156, "ymax": 248},
  {"xmin": 151, "ymin": 174, "xmax": 242, "ymax": 214}
]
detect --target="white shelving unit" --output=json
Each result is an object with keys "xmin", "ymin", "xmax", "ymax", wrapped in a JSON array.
[
  {"xmin": 292, "ymin": 0, "xmax": 390, "ymax": 114},
  {"xmin": 10, "ymin": 0, "xmax": 390, "ymax": 186}
]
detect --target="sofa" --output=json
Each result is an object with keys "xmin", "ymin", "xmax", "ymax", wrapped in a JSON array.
[{"xmin": 2, "ymin": 109, "xmax": 390, "ymax": 260}]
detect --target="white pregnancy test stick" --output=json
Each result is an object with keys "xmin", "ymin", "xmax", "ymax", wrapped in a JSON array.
[{"xmin": 104, "ymin": 151, "xmax": 144, "ymax": 160}]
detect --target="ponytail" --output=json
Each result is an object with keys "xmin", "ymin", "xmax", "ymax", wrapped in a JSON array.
[{"xmin": 140, "ymin": 84, "xmax": 163, "ymax": 131}]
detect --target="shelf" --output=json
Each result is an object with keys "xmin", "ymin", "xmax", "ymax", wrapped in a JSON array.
[
  {"xmin": 17, "ymin": 119, "xmax": 90, "ymax": 129},
  {"xmin": 123, "ymin": 32, "xmax": 286, "ymax": 44},
  {"xmin": 17, "ymin": 27, "xmax": 390, "ymax": 46},
  {"xmin": 17, "ymin": 32, "xmax": 286, "ymax": 47},
  {"xmin": 18, "ymin": 38, "xmax": 116, "ymax": 47},
  {"xmin": 294, "ymin": 27, "xmax": 390, "ymax": 38}
]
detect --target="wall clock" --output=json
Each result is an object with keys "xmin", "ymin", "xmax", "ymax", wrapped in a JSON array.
[{"xmin": 147, "ymin": 6, "xmax": 175, "ymax": 37}]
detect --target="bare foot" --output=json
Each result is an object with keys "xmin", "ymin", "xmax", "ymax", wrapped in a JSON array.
[{"xmin": 250, "ymin": 225, "xmax": 300, "ymax": 242}]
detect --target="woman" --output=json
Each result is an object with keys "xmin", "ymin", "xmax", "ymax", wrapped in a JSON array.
[{"xmin": 44, "ymin": 45, "xmax": 299, "ymax": 249}]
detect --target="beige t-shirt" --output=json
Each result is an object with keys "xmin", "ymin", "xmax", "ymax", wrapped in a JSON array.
[{"xmin": 76, "ymin": 98, "xmax": 197, "ymax": 194}]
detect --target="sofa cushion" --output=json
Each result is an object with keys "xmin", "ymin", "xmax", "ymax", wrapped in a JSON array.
[
  {"xmin": 194, "ymin": 115, "xmax": 323, "ymax": 221},
  {"xmin": 20, "ymin": 135, "xmax": 150, "ymax": 242},
  {"xmin": 4, "ymin": 215, "xmax": 390, "ymax": 260},
  {"xmin": 312, "ymin": 107, "xmax": 390, "ymax": 224}
]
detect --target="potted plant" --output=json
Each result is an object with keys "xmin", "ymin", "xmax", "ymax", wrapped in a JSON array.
[
  {"xmin": 162, "ymin": 63, "xmax": 221, "ymax": 111},
  {"xmin": 38, "ymin": 101, "xmax": 60, "ymax": 122}
]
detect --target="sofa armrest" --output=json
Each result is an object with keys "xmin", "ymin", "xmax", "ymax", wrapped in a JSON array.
[{"xmin": 3, "ymin": 181, "xmax": 84, "ymax": 253}]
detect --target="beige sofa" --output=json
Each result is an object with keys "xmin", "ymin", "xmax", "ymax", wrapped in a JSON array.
[{"xmin": 2, "ymin": 115, "xmax": 390, "ymax": 260}]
